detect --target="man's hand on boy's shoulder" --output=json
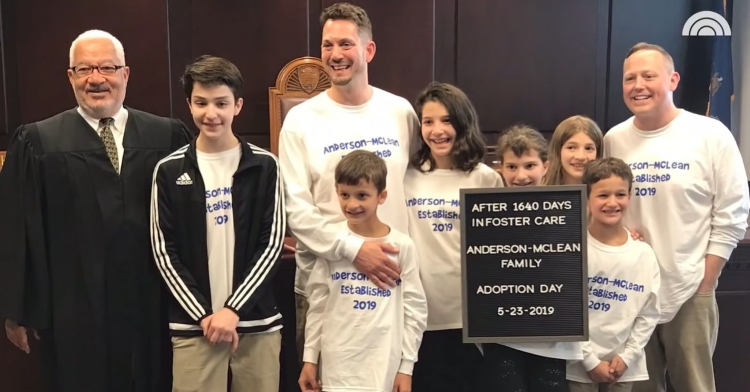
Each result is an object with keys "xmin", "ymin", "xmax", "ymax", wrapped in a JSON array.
[
  {"xmin": 353, "ymin": 241, "xmax": 401, "ymax": 290},
  {"xmin": 628, "ymin": 228, "xmax": 645, "ymax": 242},
  {"xmin": 393, "ymin": 372, "xmax": 412, "ymax": 392}
]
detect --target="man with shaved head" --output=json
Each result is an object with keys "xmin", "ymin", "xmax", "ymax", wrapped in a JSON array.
[
  {"xmin": 603, "ymin": 42, "xmax": 749, "ymax": 392},
  {"xmin": 0, "ymin": 29, "xmax": 192, "ymax": 392}
]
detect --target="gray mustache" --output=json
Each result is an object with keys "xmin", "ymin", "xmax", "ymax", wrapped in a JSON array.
[{"xmin": 86, "ymin": 85, "xmax": 109, "ymax": 93}]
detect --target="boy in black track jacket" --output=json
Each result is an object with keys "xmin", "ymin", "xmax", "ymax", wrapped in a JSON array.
[{"xmin": 150, "ymin": 55, "xmax": 285, "ymax": 392}]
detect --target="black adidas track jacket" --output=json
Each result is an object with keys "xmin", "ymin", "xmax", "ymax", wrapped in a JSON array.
[{"xmin": 150, "ymin": 136, "xmax": 285, "ymax": 336}]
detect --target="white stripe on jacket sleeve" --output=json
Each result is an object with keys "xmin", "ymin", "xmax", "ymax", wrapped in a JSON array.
[
  {"xmin": 226, "ymin": 146, "xmax": 286, "ymax": 310},
  {"xmin": 150, "ymin": 148, "xmax": 207, "ymax": 321}
]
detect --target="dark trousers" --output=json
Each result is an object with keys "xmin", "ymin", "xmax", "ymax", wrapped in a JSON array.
[
  {"xmin": 412, "ymin": 329, "xmax": 485, "ymax": 392},
  {"xmin": 483, "ymin": 343, "xmax": 569, "ymax": 392}
]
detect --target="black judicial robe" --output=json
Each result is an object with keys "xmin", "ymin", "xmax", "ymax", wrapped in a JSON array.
[{"xmin": 0, "ymin": 108, "xmax": 193, "ymax": 392}]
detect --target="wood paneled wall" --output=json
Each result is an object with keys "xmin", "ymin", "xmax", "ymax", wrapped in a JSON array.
[
  {"xmin": 0, "ymin": 0, "xmax": 716, "ymax": 147},
  {"xmin": 0, "ymin": 0, "xmax": 718, "ymax": 149}
]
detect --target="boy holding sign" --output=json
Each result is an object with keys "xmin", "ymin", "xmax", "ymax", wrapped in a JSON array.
[
  {"xmin": 566, "ymin": 158, "xmax": 661, "ymax": 392},
  {"xmin": 299, "ymin": 150, "xmax": 428, "ymax": 392}
]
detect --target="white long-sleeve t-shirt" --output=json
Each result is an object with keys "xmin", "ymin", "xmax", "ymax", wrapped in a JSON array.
[
  {"xmin": 197, "ymin": 146, "xmax": 241, "ymax": 313},
  {"xmin": 567, "ymin": 229, "xmax": 660, "ymax": 383},
  {"xmin": 604, "ymin": 110, "xmax": 749, "ymax": 322},
  {"xmin": 303, "ymin": 227, "xmax": 428, "ymax": 392},
  {"xmin": 404, "ymin": 163, "xmax": 503, "ymax": 330},
  {"xmin": 404, "ymin": 164, "xmax": 582, "ymax": 359},
  {"xmin": 278, "ymin": 88, "xmax": 418, "ymax": 296}
]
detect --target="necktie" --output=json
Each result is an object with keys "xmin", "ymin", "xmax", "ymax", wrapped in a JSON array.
[{"xmin": 99, "ymin": 118, "xmax": 119, "ymax": 174}]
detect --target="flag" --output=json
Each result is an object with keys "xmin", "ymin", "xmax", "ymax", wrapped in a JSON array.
[{"xmin": 706, "ymin": 0, "xmax": 734, "ymax": 133}]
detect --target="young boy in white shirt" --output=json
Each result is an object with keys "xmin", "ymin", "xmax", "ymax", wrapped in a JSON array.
[
  {"xmin": 567, "ymin": 158, "xmax": 661, "ymax": 392},
  {"xmin": 298, "ymin": 150, "xmax": 428, "ymax": 392}
]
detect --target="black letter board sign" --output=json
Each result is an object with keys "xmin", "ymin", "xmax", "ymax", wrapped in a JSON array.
[{"xmin": 460, "ymin": 185, "xmax": 588, "ymax": 343}]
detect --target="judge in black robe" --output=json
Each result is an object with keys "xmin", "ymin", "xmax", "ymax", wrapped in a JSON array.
[
  {"xmin": 0, "ymin": 30, "xmax": 193, "ymax": 392},
  {"xmin": 0, "ymin": 107, "xmax": 192, "ymax": 391}
]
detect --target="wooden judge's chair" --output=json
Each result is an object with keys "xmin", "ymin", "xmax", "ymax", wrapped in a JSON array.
[
  {"xmin": 268, "ymin": 56, "xmax": 330, "ymax": 392},
  {"xmin": 268, "ymin": 56, "xmax": 331, "ymax": 156},
  {"xmin": 268, "ymin": 56, "xmax": 330, "ymax": 259},
  {"xmin": 268, "ymin": 56, "xmax": 331, "ymax": 261}
]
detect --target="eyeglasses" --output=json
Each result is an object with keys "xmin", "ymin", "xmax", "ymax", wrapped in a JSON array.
[{"xmin": 69, "ymin": 65, "xmax": 125, "ymax": 77}]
